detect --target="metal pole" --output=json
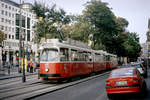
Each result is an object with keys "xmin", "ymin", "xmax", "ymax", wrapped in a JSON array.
[
  {"xmin": 8, "ymin": 46, "xmax": 10, "ymax": 75},
  {"xmin": 19, "ymin": 0, "xmax": 26, "ymax": 82},
  {"xmin": 19, "ymin": 0, "xmax": 22, "ymax": 73},
  {"xmin": 22, "ymin": 41, "xmax": 26, "ymax": 82}
]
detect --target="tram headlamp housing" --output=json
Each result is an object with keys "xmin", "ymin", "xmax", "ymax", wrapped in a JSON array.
[{"xmin": 45, "ymin": 68, "xmax": 49, "ymax": 72}]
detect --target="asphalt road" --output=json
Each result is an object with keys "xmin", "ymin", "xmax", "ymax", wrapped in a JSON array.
[{"xmin": 32, "ymin": 68, "xmax": 150, "ymax": 100}]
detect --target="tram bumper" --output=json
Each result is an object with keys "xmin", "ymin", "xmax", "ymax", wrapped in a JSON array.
[{"xmin": 40, "ymin": 74, "xmax": 61, "ymax": 79}]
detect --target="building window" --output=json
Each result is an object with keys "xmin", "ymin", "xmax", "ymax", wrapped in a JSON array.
[
  {"xmin": 12, "ymin": 14, "xmax": 14, "ymax": 18},
  {"xmin": 16, "ymin": 14, "xmax": 19, "ymax": 26},
  {"xmin": 5, "ymin": 34, "xmax": 7, "ymax": 39},
  {"xmin": 1, "ymin": 26, "xmax": 4, "ymax": 30},
  {"xmin": 2, "ymin": 3, "xmax": 4, "ymax": 7},
  {"xmin": 16, "ymin": 14, "xmax": 26, "ymax": 27},
  {"xmin": 9, "ymin": 12, "xmax": 11, "ymax": 17},
  {"xmin": 9, "ymin": 27, "xmax": 11, "ymax": 31},
  {"xmin": 27, "ymin": 17, "xmax": 30, "ymax": 29},
  {"xmin": 1, "ymin": 18, "xmax": 4, "ymax": 22},
  {"xmin": 9, "ymin": 6, "xmax": 11, "ymax": 10},
  {"xmin": 1, "ymin": 10, "xmax": 4, "ymax": 15},
  {"xmin": 12, "ymin": 28, "xmax": 14, "ymax": 32},
  {"xmin": 5, "ymin": 19, "xmax": 7, "ymax": 23},
  {"xmin": 9, "ymin": 20, "xmax": 11, "ymax": 24},
  {"xmin": 5, "ymin": 5, "xmax": 7, "ymax": 9},
  {"xmin": 22, "ymin": 15, "xmax": 25, "ymax": 28},
  {"xmin": 5, "ymin": 26, "xmax": 7, "ymax": 31},
  {"xmin": 16, "ymin": 27, "xmax": 19, "ymax": 40},
  {"xmin": 12, "ymin": 35, "xmax": 14, "ymax": 39},
  {"xmin": 27, "ymin": 30, "xmax": 30, "ymax": 41},
  {"xmin": 12, "ymin": 7, "xmax": 14, "ymax": 11},
  {"xmin": 9, "ymin": 35, "xmax": 11, "ymax": 39},
  {"xmin": 5, "ymin": 11, "xmax": 7, "ymax": 16},
  {"xmin": 12, "ymin": 21, "xmax": 14, "ymax": 25}
]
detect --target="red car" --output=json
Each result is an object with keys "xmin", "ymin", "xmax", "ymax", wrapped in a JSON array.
[{"xmin": 105, "ymin": 67, "xmax": 147, "ymax": 98}]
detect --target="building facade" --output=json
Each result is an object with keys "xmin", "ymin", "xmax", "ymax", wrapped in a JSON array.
[
  {"xmin": 141, "ymin": 18, "xmax": 150, "ymax": 60},
  {"xmin": 141, "ymin": 43, "xmax": 148, "ymax": 58},
  {"xmin": 0, "ymin": 0, "xmax": 37, "ymax": 65}
]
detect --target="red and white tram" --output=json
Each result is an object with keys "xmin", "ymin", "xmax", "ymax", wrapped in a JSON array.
[{"xmin": 39, "ymin": 39, "xmax": 117, "ymax": 81}]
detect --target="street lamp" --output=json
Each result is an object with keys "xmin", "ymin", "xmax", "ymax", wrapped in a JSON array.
[
  {"xmin": 19, "ymin": 0, "xmax": 26, "ymax": 82},
  {"xmin": 22, "ymin": 32, "xmax": 26, "ymax": 82}
]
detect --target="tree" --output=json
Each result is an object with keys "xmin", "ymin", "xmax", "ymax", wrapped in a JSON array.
[
  {"xmin": 62, "ymin": 16, "xmax": 94, "ymax": 41},
  {"xmin": 124, "ymin": 32, "xmax": 141, "ymax": 62},
  {"xmin": 32, "ymin": 1, "xmax": 71, "ymax": 43},
  {"xmin": 0, "ymin": 30, "xmax": 5, "ymax": 46},
  {"xmin": 113, "ymin": 17, "xmax": 129, "ymax": 56},
  {"xmin": 32, "ymin": 1, "xmax": 49, "ymax": 18},
  {"xmin": 115, "ymin": 17, "xmax": 129, "ymax": 32},
  {"xmin": 83, "ymin": 0, "xmax": 118, "ymax": 51}
]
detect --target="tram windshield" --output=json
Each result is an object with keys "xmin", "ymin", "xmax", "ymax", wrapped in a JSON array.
[{"xmin": 40, "ymin": 49, "xmax": 59, "ymax": 62}]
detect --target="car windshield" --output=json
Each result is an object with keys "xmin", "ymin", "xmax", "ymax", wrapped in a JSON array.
[
  {"xmin": 40, "ymin": 49, "xmax": 59, "ymax": 62},
  {"xmin": 111, "ymin": 69, "xmax": 134, "ymax": 77}
]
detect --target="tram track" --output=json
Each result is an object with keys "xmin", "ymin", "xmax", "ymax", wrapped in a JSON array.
[
  {"xmin": 0, "ymin": 80, "xmax": 42, "ymax": 93},
  {"xmin": 0, "ymin": 77, "xmax": 41, "ymax": 90},
  {"xmin": 0, "ymin": 71, "xmax": 110, "ymax": 100},
  {"xmin": 0, "ymin": 82, "xmax": 57, "ymax": 100},
  {"xmin": 0, "ymin": 74, "xmax": 38, "ymax": 85}
]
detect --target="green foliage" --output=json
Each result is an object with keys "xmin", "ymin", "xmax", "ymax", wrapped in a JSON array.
[
  {"xmin": 83, "ymin": 0, "xmax": 118, "ymax": 51},
  {"xmin": 62, "ymin": 16, "xmax": 94, "ymax": 42},
  {"xmin": 32, "ymin": 0, "xmax": 141, "ymax": 61},
  {"xmin": 32, "ymin": 1, "xmax": 49, "ymax": 18},
  {"xmin": 123, "ymin": 32, "xmax": 141, "ymax": 61},
  {"xmin": 32, "ymin": 1, "xmax": 71, "ymax": 43}
]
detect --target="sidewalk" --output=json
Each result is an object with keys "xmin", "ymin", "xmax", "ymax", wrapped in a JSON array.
[{"xmin": 0, "ymin": 66, "xmax": 38, "ymax": 80}]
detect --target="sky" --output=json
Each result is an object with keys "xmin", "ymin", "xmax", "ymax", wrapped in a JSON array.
[{"xmin": 13, "ymin": 0, "xmax": 150, "ymax": 43}]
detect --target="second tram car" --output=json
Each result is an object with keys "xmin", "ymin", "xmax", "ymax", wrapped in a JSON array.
[{"xmin": 39, "ymin": 39, "xmax": 117, "ymax": 81}]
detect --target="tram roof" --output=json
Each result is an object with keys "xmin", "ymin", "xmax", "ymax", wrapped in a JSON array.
[
  {"xmin": 41, "ymin": 39, "xmax": 92, "ymax": 52},
  {"xmin": 40, "ymin": 39, "xmax": 117, "ymax": 56}
]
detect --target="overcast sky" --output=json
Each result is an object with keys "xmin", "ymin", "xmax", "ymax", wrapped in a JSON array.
[{"xmin": 13, "ymin": 0, "xmax": 150, "ymax": 43}]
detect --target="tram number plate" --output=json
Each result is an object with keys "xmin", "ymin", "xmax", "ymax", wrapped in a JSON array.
[{"xmin": 115, "ymin": 81, "xmax": 127, "ymax": 85}]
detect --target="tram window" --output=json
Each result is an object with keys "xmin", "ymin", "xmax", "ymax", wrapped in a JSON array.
[
  {"xmin": 78, "ymin": 52, "xmax": 84, "ymax": 61},
  {"xmin": 106, "ymin": 55, "xmax": 110, "ymax": 61},
  {"xmin": 40, "ymin": 49, "xmax": 59, "ymax": 62},
  {"xmin": 60, "ymin": 48, "xmax": 69, "ymax": 61},
  {"xmin": 71, "ymin": 50, "xmax": 78, "ymax": 61},
  {"xmin": 40, "ymin": 51, "xmax": 47, "ymax": 61},
  {"xmin": 95, "ymin": 53, "xmax": 102, "ymax": 62},
  {"xmin": 87, "ymin": 52, "xmax": 92, "ymax": 61},
  {"xmin": 103, "ymin": 55, "xmax": 106, "ymax": 62},
  {"xmin": 85, "ymin": 52, "xmax": 91, "ymax": 61}
]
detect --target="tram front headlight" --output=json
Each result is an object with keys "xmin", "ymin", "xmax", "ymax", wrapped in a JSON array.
[{"xmin": 45, "ymin": 68, "xmax": 49, "ymax": 72}]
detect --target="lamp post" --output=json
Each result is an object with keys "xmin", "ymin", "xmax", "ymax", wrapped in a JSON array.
[
  {"xmin": 22, "ymin": 39, "xmax": 26, "ymax": 82},
  {"xmin": 19, "ymin": 0, "xmax": 26, "ymax": 82}
]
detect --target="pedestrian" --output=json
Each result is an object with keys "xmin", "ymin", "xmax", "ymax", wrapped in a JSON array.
[
  {"xmin": 2, "ymin": 51, "xmax": 6, "ymax": 68},
  {"xmin": 29, "ymin": 60, "xmax": 33, "ymax": 73}
]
